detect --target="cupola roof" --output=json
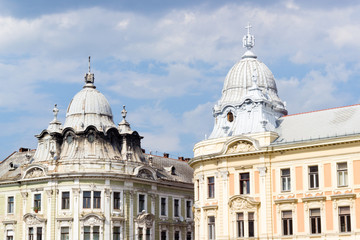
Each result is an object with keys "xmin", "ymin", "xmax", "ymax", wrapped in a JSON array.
[{"xmin": 63, "ymin": 57, "xmax": 117, "ymax": 132}]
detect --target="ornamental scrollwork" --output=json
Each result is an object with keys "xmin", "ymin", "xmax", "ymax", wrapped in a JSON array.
[{"xmin": 226, "ymin": 141, "xmax": 255, "ymax": 154}]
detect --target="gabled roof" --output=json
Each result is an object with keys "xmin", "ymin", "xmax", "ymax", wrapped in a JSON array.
[{"xmin": 273, "ymin": 104, "xmax": 360, "ymax": 145}]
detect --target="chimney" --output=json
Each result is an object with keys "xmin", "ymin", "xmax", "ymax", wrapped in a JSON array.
[
  {"xmin": 163, "ymin": 153, "xmax": 169, "ymax": 158},
  {"xmin": 178, "ymin": 157, "xmax": 184, "ymax": 161},
  {"xmin": 184, "ymin": 158, "xmax": 190, "ymax": 162},
  {"xmin": 19, "ymin": 147, "xmax": 30, "ymax": 153}
]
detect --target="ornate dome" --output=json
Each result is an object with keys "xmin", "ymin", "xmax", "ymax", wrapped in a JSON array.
[
  {"xmin": 63, "ymin": 67, "xmax": 117, "ymax": 132},
  {"xmin": 218, "ymin": 56, "xmax": 286, "ymax": 112}
]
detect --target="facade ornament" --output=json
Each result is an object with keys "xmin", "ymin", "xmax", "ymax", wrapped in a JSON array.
[
  {"xmin": 83, "ymin": 216, "xmax": 103, "ymax": 226},
  {"xmin": 21, "ymin": 191, "xmax": 28, "ymax": 198},
  {"xmin": 226, "ymin": 140, "xmax": 255, "ymax": 154},
  {"xmin": 136, "ymin": 212, "xmax": 155, "ymax": 228},
  {"xmin": 229, "ymin": 195, "xmax": 259, "ymax": 212},
  {"xmin": 257, "ymin": 167, "xmax": 267, "ymax": 177},
  {"xmin": 24, "ymin": 214, "xmax": 46, "ymax": 226},
  {"xmin": 137, "ymin": 169, "xmax": 154, "ymax": 180},
  {"xmin": 24, "ymin": 168, "xmax": 45, "ymax": 179},
  {"xmin": 104, "ymin": 189, "xmax": 111, "ymax": 198},
  {"xmin": 219, "ymin": 170, "xmax": 229, "ymax": 180},
  {"xmin": 52, "ymin": 104, "xmax": 59, "ymax": 122},
  {"xmin": 84, "ymin": 56, "xmax": 95, "ymax": 86},
  {"xmin": 72, "ymin": 188, "xmax": 81, "ymax": 196}
]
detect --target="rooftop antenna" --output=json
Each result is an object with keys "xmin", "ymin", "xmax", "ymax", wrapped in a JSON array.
[{"xmin": 88, "ymin": 56, "xmax": 91, "ymax": 73}]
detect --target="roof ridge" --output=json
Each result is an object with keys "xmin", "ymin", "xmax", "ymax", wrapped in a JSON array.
[
  {"xmin": 1, "ymin": 151, "xmax": 17, "ymax": 163},
  {"xmin": 283, "ymin": 103, "xmax": 360, "ymax": 118}
]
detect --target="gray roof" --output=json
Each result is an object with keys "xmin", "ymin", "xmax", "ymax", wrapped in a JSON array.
[{"xmin": 274, "ymin": 104, "xmax": 360, "ymax": 145}]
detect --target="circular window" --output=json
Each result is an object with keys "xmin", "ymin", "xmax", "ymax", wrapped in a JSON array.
[
  {"xmin": 87, "ymin": 134, "xmax": 95, "ymax": 143},
  {"xmin": 227, "ymin": 112, "xmax": 234, "ymax": 122}
]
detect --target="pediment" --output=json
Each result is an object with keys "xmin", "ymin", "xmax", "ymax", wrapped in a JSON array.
[
  {"xmin": 23, "ymin": 213, "xmax": 46, "ymax": 225},
  {"xmin": 225, "ymin": 140, "xmax": 256, "ymax": 154},
  {"xmin": 23, "ymin": 166, "xmax": 46, "ymax": 179}
]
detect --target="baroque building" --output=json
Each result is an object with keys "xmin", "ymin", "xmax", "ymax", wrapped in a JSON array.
[
  {"xmin": 189, "ymin": 25, "xmax": 360, "ymax": 239},
  {"xmin": 0, "ymin": 61, "xmax": 194, "ymax": 240}
]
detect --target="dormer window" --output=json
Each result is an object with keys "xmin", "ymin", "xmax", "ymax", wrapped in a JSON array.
[
  {"xmin": 66, "ymin": 135, "xmax": 73, "ymax": 144},
  {"xmin": 87, "ymin": 133, "xmax": 95, "ymax": 143},
  {"xmin": 171, "ymin": 166, "xmax": 176, "ymax": 175},
  {"xmin": 227, "ymin": 112, "xmax": 234, "ymax": 122}
]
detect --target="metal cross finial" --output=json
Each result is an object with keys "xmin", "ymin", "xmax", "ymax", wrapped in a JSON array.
[
  {"xmin": 245, "ymin": 22, "xmax": 252, "ymax": 35},
  {"xmin": 243, "ymin": 22, "xmax": 255, "ymax": 50},
  {"xmin": 88, "ymin": 56, "xmax": 91, "ymax": 73}
]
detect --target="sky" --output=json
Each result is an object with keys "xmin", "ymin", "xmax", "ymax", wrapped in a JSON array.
[{"xmin": 1, "ymin": 0, "xmax": 360, "ymax": 160}]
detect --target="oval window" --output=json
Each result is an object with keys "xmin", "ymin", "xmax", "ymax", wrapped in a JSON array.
[
  {"xmin": 88, "ymin": 134, "xmax": 95, "ymax": 143},
  {"xmin": 227, "ymin": 112, "xmax": 234, "ymax": 122},
  {"xmin": 66, "ymin": 135, "xmax": 73, "ymax": 144}
]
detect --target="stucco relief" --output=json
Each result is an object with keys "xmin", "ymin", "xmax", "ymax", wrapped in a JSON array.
[
  {"xmin": 137, "ymin": 169, "xmax": 154, "ymax": 180},
  {"xmin": 226, "ymin": 141, "xmax": 255, "ymax": 154},
  {"xmin": 24, "ymin": 214, "xmax": 45, "ymax": 226},
  {"xmin": 83, "ymin": 216, "xmax": 103, "ymax": 226},
  {"xmin": 229, "ymin": 196, "xmax": 259, "ymax": 212},
  {"xmin": 24, "ymin": 168, "xmax": 45, "ymax": 179},
  {"xmin": 136, "ymin": 213, "xmax": 155, "ymax": 228}
]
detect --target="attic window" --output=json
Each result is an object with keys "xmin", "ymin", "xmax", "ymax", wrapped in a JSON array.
[
  {"xmin": 171, "ymin": 166, "xmax": 176, "ymax": 175},
  {"xmin": 227, "ymin": 112, "xmax": 234, "ymax": 122}
]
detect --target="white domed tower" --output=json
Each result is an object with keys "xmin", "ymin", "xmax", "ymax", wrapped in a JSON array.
[{"xmin": 209, "ymin": 24, "xmax": 287, "ymax": 139}]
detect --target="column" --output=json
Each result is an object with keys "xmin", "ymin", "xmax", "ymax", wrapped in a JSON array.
[
  {"xmin": 72, "ymin": 188, "xmax": 81, "ymax": 240},
  {"xmin": 104, "ymin": 189, "xmax": 111, "ymax": 240},
  {"xmin": 257, "ymin": 167, "xmax": 267, "ymax": 238},
  {"xmin": 45, "ymin": 190, "xmax": 53, "ymax": 240}
]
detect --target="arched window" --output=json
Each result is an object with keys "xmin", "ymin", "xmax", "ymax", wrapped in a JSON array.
[{"xmin": 227, "ymin": 112, "xmax": 234, "ymax": 122}]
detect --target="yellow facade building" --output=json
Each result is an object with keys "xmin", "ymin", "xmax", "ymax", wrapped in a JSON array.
[{"xmin": 189, "ymin": 26, "xmax": 360, "ymax": 239}]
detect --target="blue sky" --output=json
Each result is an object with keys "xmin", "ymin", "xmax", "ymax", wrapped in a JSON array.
[{"xmin": 1, "ymin": 0, "xmax": 360, "ymax": 160}]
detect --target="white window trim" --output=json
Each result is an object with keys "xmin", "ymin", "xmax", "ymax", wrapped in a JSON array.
[
  {"xmin": 174, "ymin": 228, "xmax": 182, "ymax": 240},
  {"xmin": 335, "ymin": 199, "xmax": 354, "ymax": 234},
  {"xmin": 277, "ymin": 204, "xmax": 297, "ymax": 237},
  {"xmin": 111, "ymin": 190, "xmax": 123, "ymax": 214},
  {"xmin": 336, "ymin": 162, "xmax": 349, "ymax": 188},
  {"xmin": 137, "ymin": 193, "xmax": 147, "ymax": 213},
  {"xmin": 173, "ymin": 198, "xmax": 181, "ymax": 219},
  {"xmin": 5, "ymin": 194, "xmax": 15, "ymax": 215},
  {"xmin": 58, "ymin": 223, "xmax": 72, "ymax": 240},
  {"xmin": 111, "ymin": 223, "xmax": 123, "ymax": 240},
  {"xmin": 159, "ymin": 196, "xmax": 168, "ymax": 217},
  {"xmin": 81, "ymin": 190, "xmax": 103, "ymax": 211},
  {"xmin": 185, "ymin": 199, "xmax": 193, "ymax": 219},
  {"xmin": 81, "ymin": 190, "xmax": 92, "ymax": 211},
  {"xmin": 32, "ymin": 192, "xmax": 43, "ymax": 214},
  {"xmin": 59, "ymin": 190, "xmax": 71, "ymax": 212}
]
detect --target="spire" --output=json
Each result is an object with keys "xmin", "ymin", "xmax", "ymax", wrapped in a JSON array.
[
  {"xmin": 84, "ymin": 56, "xmax": 95, "ymax": 88},
  {"xmin": 242, "ymin": 23, "xmax": 256, "ymax": 59}
]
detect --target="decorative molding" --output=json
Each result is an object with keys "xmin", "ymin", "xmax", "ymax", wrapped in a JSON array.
[
  {"xmin": 23, "ymin": 213, "xmax": 46, "ymax": 226},
  {"xmin": 302, "ymin": 196, "xmax": 326, "ymax": 202},
  {"xmin": 330, "ymin": 193, "xmax": 356, "ymax": 200},
  {"xmin": 274, "ymin": 198, "xmax": 298, "ymax": 204},
  {"xmin": 257, "ymin": 167, "xmax": 267, "ymax": 177},
  {"xmin": 135, "ymin": 212, "xmax": 155, "ymax": 228},
  {"xmin": 24, "ymin": 167, "xmax": 46, "ymax": 179},
  {"xmin": 202, "ymin": 205, "xmax": 218, "ymax": 210},
  {"xmin": 2, "ymin": 220, "xmax": 17, "ymax": 225}
]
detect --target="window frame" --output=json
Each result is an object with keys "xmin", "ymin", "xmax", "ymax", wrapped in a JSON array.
[
  {"xmin": 93, "ymin": 191, "xmax": 101, "ymax": 209},
  {"xmin": 61, "ymin": 191, "xmax": 70, "ymax": 210},
  {"xmin": 339, "ymin": 206, "xmax": 351, "ymax": 233},
  {"xmin": 282, "ymin": 210, "xmax": 293, "ymax": 236},
  {"xmin": 113, "ymin": 226, "xmax": 121, "ymax": 240},
  {"xmin": 186, "ymin": 200, "xmax": 192, "ymax": 219},
  {"xmin": 83, "ymin": 191, "xmax": 91, "ymax": 209},
  {"xmin": 113, "ymin": 191, "xmax": 121, "ymax": 210},
  {"xmin": 208, "ymin": 216, "xmax": 215, "ymax": 240},
  {"xmin": 33, "ymin": 193, "xmax": 42, "ymax": 213},
  {"xmin": 208, "ymin": 177, "xmax": 215, "ymax": 199},
  {"xmin": 309, "ymin": 208, "xmax": 321, "ymax": 234},
  {"xmin": 239, "ymin": 172, "xmax": 250, "ymax": 195},
  {"xmin": 7, "ymin": 195, "xmax": 14, "ymax": 214},
  {"xmin": 308, "ymin": 166, "xmax": 319, "ymax": 189},
  {"xmin": 337, "ymin": 162, "xmax": 348, "ymax": 187},
  {"xmin": 173, "ymin": 198, "xmax": 181, "ymax": 218},
  {"xmin": 138, "ymin": 193, "xmax": 147, "ymax": 213},
  {"xmin": 160, "ymin": 197, "xmax": 168, "ymax": 217},
  {"xmin": 60, "ymin": 227, "xmax": 70, "ymax": 240},
  {"xmin": 281, "ymin": 169, "xmax": 291, "ymax": 192}
]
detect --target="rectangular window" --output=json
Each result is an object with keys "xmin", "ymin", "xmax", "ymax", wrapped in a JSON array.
[
  {"xmin": 61, "ymin": 227, "xmax": 69, "ymax": 240},
  {"xmin": 62, "ymin": 192, "xmax": 70, "ymax": 209},
  {"xmin": 281, "ymin": 169, "xmax": 291, "ymax": 191},
  {"xmin": 237, "ymin": 213, "xmax": 244, "ymax": 237},
  {"xmin": 161, "ymin": 231, "xmax": 167, "ymax": 240},
  {"xmin": 36, "ymin": 227, "xmax": 42, "ymax": 240},
  {"xmin": 84, "ymin": 226, "xmax": 91, "ymax": 240},
  {"xmin": 113, "ymin": 227, "xmax": 121, "ymax": 240},
  {"xmin": 186, "ymin": 232, "xmax": 192, "ymax": 240},
  {"xmin": 28, "ymin": 227, "xmax": 34, "ymax": 240},
  {"xmin": 138, "ymin": 227, "xmax": 143, "ymax": 240},
  {"xmin": 146, "ymin": 228, "xmax": 151, "ymax": 240},
  {"xmin": 114, "ymin": 192, "xmax": 121, "ymax": 210},
  {"xmin": 282, "ymin": 211, "xmax": 293, "ymax": 236},
  {"xmin": 93, "ymin": 226, "xmax": 100, "ymax": 240},
  {"xmin": 309, "ymin": 166, "xmax": 319, "ymax": 189},
  {"xmin": 174, "ymin": 199, "xmax": 180, "ymax": 217},
  {"xmin": 139, "ymin": 194, "xmax": 145, "ymax": 212},
  {"xmin": 240, "ymin": 172, "xmax": 250, "ymax": 194},
  {"xmin": 8, "ymin": 196, "xmax": 14, "ymax": 213},
  {"xmin": 208, "ymin": 216, "xmax": 215, "ymax": 240},
  {"xmin": 339, "ymin": 206, "xmax": 351, "ymax": 232},
  {"xmin": 83, "ymin": 191, "xmax": 91, "ymax": 208},
  {"xmin": 186, "ymin": 200, "xmax": 192, "ymax": 218},
  {"xmin": 208, "ymin": 177, "xmax": 215, "ymax": 198},
  {"xmin": 34, "ymin": 194, "xmax": 41, "ymax": 211},
  {"xmin": 337, "ymin": 163, "xmax": 348, "ymax": 187},
  {"xmin": 248, "ymin": 212, "xmax": 255, "ymax": 237},
  {"xmin": 160, "ymin": 197, "xmax": 167, "ymax": 216},
  {"xmin": 174, "ymin": 231, "xmax": 180, "ymax": 240},
  {"xmin": 6, "ymin": 230, "xmax": 14, "ymax": 240},
  {"xmin": 310, "ymin": 208, "xmax": 321, "ymax": 234},
  {"xmin": 93, "ymin": 191, "xmax": 101, "ymax": 209}
]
